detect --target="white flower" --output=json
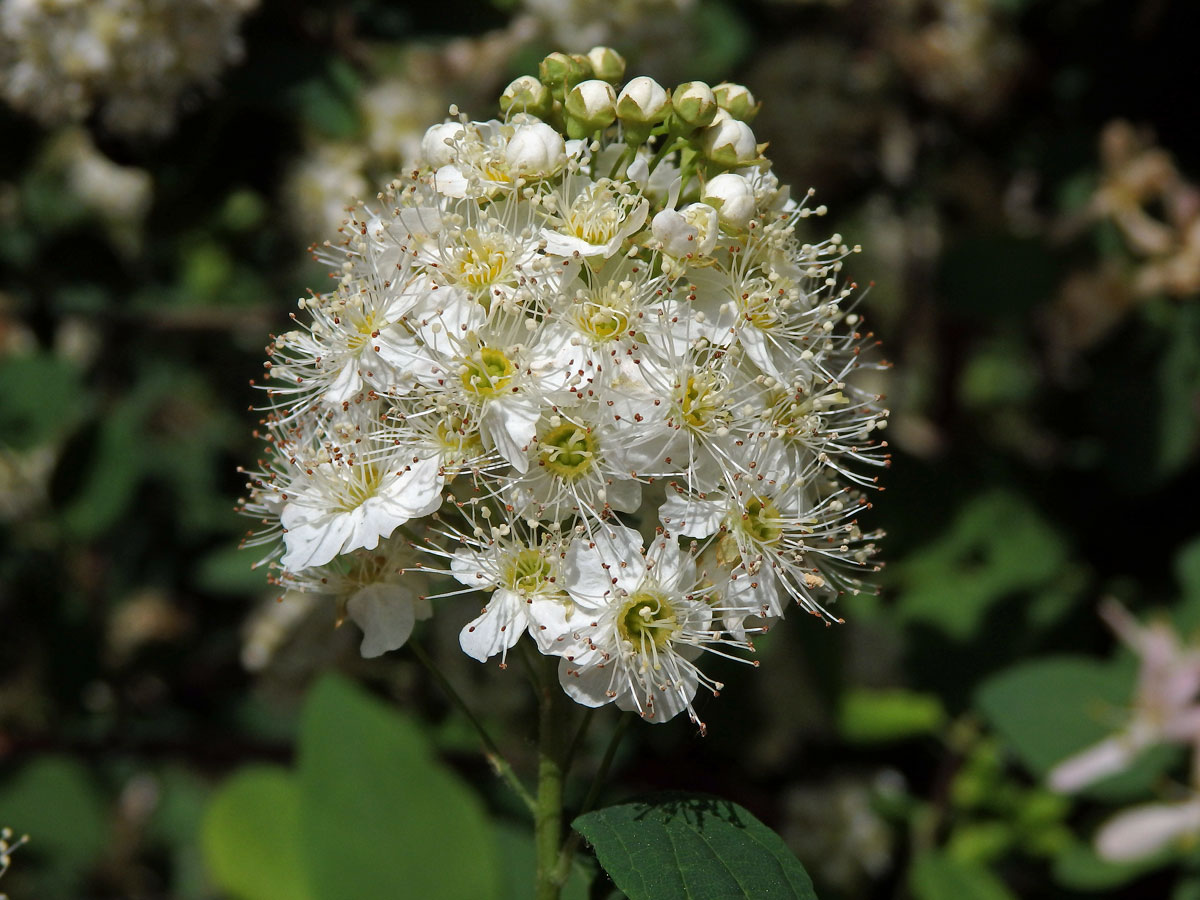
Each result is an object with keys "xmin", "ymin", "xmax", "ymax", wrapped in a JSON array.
[
  {"xmin": 542, "ymin": 178, "xmax": 648, "ymax": 258},
  {"xmin": 652, "ymin": 202, "xmax": 719, "ymax": 262},
  {"xmin": 1050, "ymin": 601, "xmax": 1200, "ymax": 793},
  {"xmin": 555, "ymin": 525, "xmax": 743, "ymax": 732},
  {"xmin": 0, "ymin": 0, "xmax": 259, "ymax": 136},
  {"xmin": 1095, "ymin": 797, "xmax": 1200, "ymax": 862},
  {"xmin": 449, "ymin": 527, "xmax": 579, "ymax": 662},
  {"xmin": 671, "ymin": 80, "xmax": 717, "ymax": 127},
  {"xmin": 278, "ymin": 434, "xmax": 444, "ymax": 571}
]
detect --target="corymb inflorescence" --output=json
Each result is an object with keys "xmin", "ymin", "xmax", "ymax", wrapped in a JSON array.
[{"xmin": 239, "ymin": 48, "xmax": 890, "ymax": 732}]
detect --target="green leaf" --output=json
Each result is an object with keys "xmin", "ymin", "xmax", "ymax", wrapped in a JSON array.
[
  {"xmin": 975, "ymin": 656, "xmax": 1178, "ymax": 800},
  {"xmin": 897, "ymin": 491, "xmax": 1071, "ymax": 640},
  {"xmin": 0, "ymin": 756, "xmax": 107, "ymax": 895},
  {"xmin": 838, "ymin": 688, "xmax": 946, "ymax": 743},
  {"xmin": 573, "ymin": 793, "xmax": 818, "ymax": 900},
  {"xmin": 0, "ymin": 353, "xmax": 86, "ymax": 450},
  {"xmin": 202, "ymin": 766, "xmax": 313, "ymax": 900},
  {"xmin": 59, "ymin": 394, "xmax": 146, "ymax": 538},
  {"xmin": 1051, "ymin": 839, "xmax": 1160, "ymax": 891},
  {"xmin": 297, "ymin": 673, "xmax": 501, "ymax": 900},
  {"xmin": 1156, "ymin": 303, "xmax": 1200, "ymax": 478},
  {"xmin": 1173, "ymin": 536, "xmax": 1200, "ymax": 634},
  {"xmin": 195, "ymin": 543, "xmax": 269, "ymax": 596},
  {"xmin": 910, "ymin": 853, "xmax": 1016, "ymax": 900}
]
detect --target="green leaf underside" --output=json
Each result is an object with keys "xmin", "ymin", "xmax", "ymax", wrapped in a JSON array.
[
  {"xmin": 574, "ymin": 793, "xmax": 818, "ymax": 900},
  {"xmin": 297, "ymin": 673, "xmax": 502, "ymax": 900},
  {"xmin": 976, "ymin": 656, "xmax": 1178, "ymax": 800},
  {"xmin": 202, "ymin": 766, "xmax": 313, "ymax": 900},
  {"xmin": 910, "ymin": 852, "xmax": 1017, "ymax": 900},
  {"xmin": 1052, "ymin": 839, "xmax": 1165, "ymax": 891}
]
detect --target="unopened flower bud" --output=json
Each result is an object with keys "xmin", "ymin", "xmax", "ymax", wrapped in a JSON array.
[
  {"xmin": 586, "ymin": 46, "xmax": 626, "ymax": 84},
  {"xmin": 500, "ymin": 75, "xmax": 553, "ymax": 119},
  {"xmin": 702, "ymin": 172, "xmax": 756, "ymax": 229},
  {"xmin": 539, "ymin": 52, "xmax": 591, "ymax": 98},
  {"xmin": 700, "ymin": 111, "xmax": 758, "ymax": 168},
  {"xmin": 712, "ymin": 82, "xmax": 760, "ymax": 122},
  {"xmin": 617, "ymin": 76, "xmax": 670, "ymax": 125},
  {"xmin": 421, "ymin": 122, "xmax": 465, "ymax": 168},
  {"xmin": 505, "ymin": 122, "xmax": 565, "ymax": 176},
  {"xmin": 564, "ymin": 79, "xmax": 617, "ymax": 137},
  {"xmin": 671, "ymin": 81, "xmax": 718, "ymax": 129}
]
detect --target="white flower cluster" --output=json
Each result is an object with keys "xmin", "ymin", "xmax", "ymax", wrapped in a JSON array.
[
  {"xmin": 241, "ymin": 49, "xmax": 888, "ymax": 731},
  {"xmin": 0, "ymin": 0, "xmax": 258, "ymax": 136}
]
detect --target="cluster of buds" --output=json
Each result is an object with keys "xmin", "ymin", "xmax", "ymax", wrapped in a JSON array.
[{"xmin": 240, "ymin": 48, "xmax": 888, "ymax": 731}]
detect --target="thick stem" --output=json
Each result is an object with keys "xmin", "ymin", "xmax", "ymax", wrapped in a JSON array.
[{"xmin": 534, "ymin": 655, "xmax": 568, "ymax": 900}]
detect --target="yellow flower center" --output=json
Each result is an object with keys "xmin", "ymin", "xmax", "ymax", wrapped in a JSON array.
[
  {"xmin": 460, "ymin": 347, "xmax": 516, "ymax": 397},
  {"xmin": 616, "ymin": 588, "xmax": 677, "ymax": 651},
  {"xmin": 539, "ymin": 423, "xmax": 597, "ymax": 480}
]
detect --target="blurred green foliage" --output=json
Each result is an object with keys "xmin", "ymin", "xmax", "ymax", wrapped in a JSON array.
[{"xmin": 3, "ymin": 0, "xmax": 1200, "ymax": 898}]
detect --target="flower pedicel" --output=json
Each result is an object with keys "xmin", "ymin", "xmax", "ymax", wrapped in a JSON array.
[{"xmin": 240, "ymin": 49, "xmax": 889, "ymax": 732}]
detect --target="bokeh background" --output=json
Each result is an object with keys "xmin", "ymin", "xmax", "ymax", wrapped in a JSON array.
[{"xmin": 3, "ymin": 0, "xmax": 1200, "ymax": 897}]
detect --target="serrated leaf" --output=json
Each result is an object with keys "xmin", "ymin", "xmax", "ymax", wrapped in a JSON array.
[
  {"xmin": 297, "ymin": 673, "xmax": 501, "ymax": 900},
  {"xmin": 202, "ymin": 766, "xmax": 313, "ymax": 900},
  {"xmin": 573, "ymin": 793, "xmax": 818, "ymax": 900}
]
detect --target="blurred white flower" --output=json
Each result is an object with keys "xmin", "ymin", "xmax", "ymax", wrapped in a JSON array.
[
  {"xmin": 1049, "ymin": 600, "xmax": 1200, "ymax": 793},
  {"xmin": 0, "ymin": 0, "xmax": 259, "ymax": 136}
]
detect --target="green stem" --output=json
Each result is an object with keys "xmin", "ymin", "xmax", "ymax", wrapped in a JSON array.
[
  {"xmin": 534, "ymin": 654, "xmax": 568, "ymax": 900},
  {"xmin": 552, "ymin": 711, "xmax": 633, "ymax": 886},
  {"xmin": 408, "ymin": 640, "xmax": 536, "ymax": 816}
]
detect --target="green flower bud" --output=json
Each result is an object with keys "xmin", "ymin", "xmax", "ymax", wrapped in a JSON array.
[
  {"xmin": 564, "ymin": 79, "xmax": 617, "ymax": 137},
  {"xmin": 712, "ymin": 82, "xmax": 760, "ymax": 122},
  {"xmin": 671, "ymin": 81, "xmax": 718, "ymax": 129},
  {"xmin": 586, "ymin": 46, "xmax": 626, "ymax": 84},
  {"xmin": 539, "ymin": 52, "xmax": 591, "ymax": 99},
  {"xmin": 499, "ymin": 75, "xmax": 553, "ymax": 120}
]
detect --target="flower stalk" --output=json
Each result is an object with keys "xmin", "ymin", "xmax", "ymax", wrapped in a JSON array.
[{"xmin": 535, "ymin": 653, "xmax": 569, "ymax": 900}]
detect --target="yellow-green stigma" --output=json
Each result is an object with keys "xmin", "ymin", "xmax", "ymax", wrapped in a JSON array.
[
  {"xmin": 616, "ymin": 588, "xmax": 677, "ymax": 651},
  {"xmin": 734, "ymin": 495, "xmax": 782, "ymax": 546},
  {"xmin": 461, "ymin": 346, "xmax": 516, "ymax": 397},
  {"xmin": 677, "ymin": 373, "xmax": 724, "ymax": 431},
  {"xmin": 539, "ymin": 422, "xmax": 597, "ymax": 480},
  {"xmin": 336, "ymin": 463, "xmax": 383, "ymax": 512},
  {"xmin": 504, "ymin": 548, "xmax": 552, "ymax": 595},
  {"xmin": 573, "ymin": 280, "xmax": 631, "ymax": 341},
  {"xmin": 436, "ymin": 415, "xmax": 483, "ymax": 460}
]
